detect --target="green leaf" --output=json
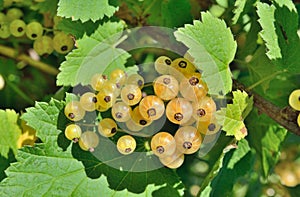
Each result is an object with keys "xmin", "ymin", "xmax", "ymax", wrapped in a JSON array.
[
  {"xmin": 56, "ymin": 21, "xmax": 131, "ymax": 86},
  {"xmin": 56, "ymin": 18, "xmax": 101, "ymax": 39},
  {"xmin": 245, "ymin": 46, "xmax": 281, "ymax": 92},
  {"xmin": 257, "ymin": 2, "xmax": 281, "ymax": 59},
  {"xmin": 246, "ymin": 110, "xmax": 287, "ymax": 177},
  {"xmin": 261, "ymin": 125, "xmax": 287, "ymax": 177},
  {"xmin": 199, "ymin": 137, "xmax": 254, "ymax": 196},
  {"xmin": 0, "ymin": 109, "xmax": 21, "ymax": 158},
  {"xmin": 0, "ymin": 150, "xmax": 15, "ymax": 182},
  {"xmin": 71, "ymin": 139, "xmax": 184, "ymax": 196},
  {"xmin": 232, "ymin": 0, "xmax": 247, "ymax": 24},
  {"xmin": 21, "ymin": 99, "xmax": 64, "ymax": 149},
  {"xmin": 0, "ymin": 144, "xmax": 168, "ymax": 196},
  {"xmin": 174, "ymin": 11, "xmax": 237, "ymax": 95},
  {"xmin": 216, "ymin": 90, "xmax": 253, "ymax": 140},
  {"xmin": 273, "ymin": 2, "xmax": 300, "ymax": 73},
  {"xmin": 2, "ymin": 100, "xmax": 184, "ymax": 196},
  {"xmin": 227, "ymin": 139, "xmax": 250, "ymax": 169},
  {"xmin": 32, "ymin": 0, "xmax": 59, "ymax": 16},
  {"xmin": 145, "ymin": 0, "xmax": 193, "ymax": 27},
  {"xmin": 57, "ymin": 0, "xmax": 118, "ymax": 22},
  {"xmin": 273, "ymin": 0, "xmax": 297, "ymax": 12},
  {"xmin": 257, "ymin": 1, "xmax": 300, "ymax": 73},
  {"xmin": 207, "ymin": 147, "xmax": 254, "ymax": 196},
  {"xmin": 197, "ymin": 134, "xmax": 233, "ymax": 195}
]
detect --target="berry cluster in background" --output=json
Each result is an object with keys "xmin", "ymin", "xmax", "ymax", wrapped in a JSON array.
[
  {"xmin": 63, "ymin": 55, "xmax": 222, "ymax": 169},
  {"xmin": 288, "ymin": 89, "xmax": 300, "ymax": 127},
  {"xmin": 0, "ymin": 6, "xmax": 74, "ymax": 56}
]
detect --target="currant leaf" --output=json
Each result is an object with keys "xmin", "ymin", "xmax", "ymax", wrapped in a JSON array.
[
  {"xmin": 257, "ymin": 2, "xmax": 281, "ymax": 59},
  {"xmin": 174, "ymin": 11, "xmax": 237, "ymax": 95},
  {"xmin": 232, "ymin": 0, "xmax": 247, "ymax": 24},
  {"xmin": 0, "ymin": 109, "xmax": 21, "ymax": 158},
  {"xmin": 227, "ymin": 139, "xmax": 251, "ymax": 169},
  {"xmin": 257, "ymin": 1, "xmax": 300, "ymax": 73},
  {"xmin": 57, "ymin": 0, "xmax": 118, "ymax": 22},
  {"xmin": 1, "ymin": 99, "xmax": 183, "ymax": 196},
  {"xmin": 216, "ymin": 90, "xmax": 253, "ymax": 140},
  {"xmin": 56, "ymin": 21, "xmax": 131, "ymax": 86},
  {"xmin": 246, "ymin": 110, "xmax": 287, "ymax": 177}
]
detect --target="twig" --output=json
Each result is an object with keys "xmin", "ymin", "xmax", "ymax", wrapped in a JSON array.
[
  {"xmin": 0, "ymin": 44, "xmax": 59, "ymax": 76},
  {"xmin": 246, "ymin": 70, "xmax": 286, "ymax": 91},
  {"xmin": 233, "ymin": 79, "xmax": 300, "ymax": 136}
]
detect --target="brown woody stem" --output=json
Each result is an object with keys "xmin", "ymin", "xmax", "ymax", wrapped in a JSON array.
[
  {"xmin": 233, "ymin": 79, "xmax": 300, "ymax": 136},
  {"xmin": 0, "ymin": 44, "xmax": 59, "ymax": 75}
]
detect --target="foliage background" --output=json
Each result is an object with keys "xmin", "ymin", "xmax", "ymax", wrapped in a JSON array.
[{"xmin": 0, "ymin": 0, "xmax": 300, "ymax": 196}]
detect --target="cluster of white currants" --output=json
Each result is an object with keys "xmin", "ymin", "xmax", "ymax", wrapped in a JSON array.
[
  {"xmin": 0, "ymin": 7, "xmax": 74, "ymax": 55},
  {"xmin": 63, "ymin": 55, "xmax": 221, "ymax": 169}
]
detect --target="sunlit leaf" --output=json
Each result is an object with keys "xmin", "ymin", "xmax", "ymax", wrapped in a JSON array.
[
  {"xmin": 0, "ymin": 110, "xmax": 21, "ymax": 158},
  {"xmin": 57, "ymin": 0, "xmax": 118, "ymax": 22},
  {"xmin": 247, "ymin": 110, "xmax": 287, "ymax": 177},
  {"xmin": 232, "ymin": 0, "xmax": 247, "ymax": 24},
  {"xmin": 56, "ymin": 21, "xmax": 131, "ymax": 87},
  {"xmin": 174, "ymin": 12, "xmax": 237, "ymax": 95},
  {"xmin": 216, "ymin": 90, "xmax": 253, "ymax": 140}
]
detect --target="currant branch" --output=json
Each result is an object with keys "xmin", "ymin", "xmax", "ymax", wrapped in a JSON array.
[
  {"xmin": 233, "ymin": 79, "xmax": 300, "ymax": 136},
  {"xmin": 0, "ymin": 44, "xmax": 59, "ymax": 75}
]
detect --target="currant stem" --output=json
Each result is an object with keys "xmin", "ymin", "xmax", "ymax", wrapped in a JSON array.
[
  {"xmin": 0, "ymin": 44, "xmax": 59, "ymax": 75},
  {"xmin": 4, "ymin": 76, "xmax": 34, "ymax": 105},
  {"xmin": 246, "ymin": 70, "xmax": 286, "ymax": 91},
  {"xmin": 233, "ymin": 79, "xmax": 300, "ymax": 136}
]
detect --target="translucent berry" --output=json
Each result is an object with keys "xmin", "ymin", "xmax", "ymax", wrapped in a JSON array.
[
  {"xmin": 79, "ymin": 92, "xmax": 98, "ymax": 112},
  {"xmin": 159, "ymin": 150, "xmax": 184, "ymax": 169},
  {"xmin": 192, "ymin": 96, "xmax": 216, "ymax": 122},
  {"xmin": 33, "ymin": 36, "xmax": 54, "ymax": 55},
  {"xmin": 170, "ymin": 57, "xmax": 196, "ymax": 75},
  {"xmin": 79, "ymin": 131, "xmax": 99, "ymax": 152},
  {"xmin": 180, "ymin": 116, "xmax": 196, "ymax": 126},
  {"xmin": 121, "ymin": 84, "xmax": 142, "ymax": 106},
  {"xmin": 166, "ymin": 98, "xmax": 193, "ymax": 125},
  {"xmin": 125, "ymin": 119, "xmax": 143, "ymax": 132},
  {"xmin": 64, "ymin": 124, "xmax": 82, "ymax": 142},
  {"xmin": 131, "ymin": 106, "xmax": 152, "ymax": 127},
  {"xmin": 289, "ymin": 89, "xmax": 300, "ymax": 111},
  {"xmin": 174, "ymin": 126, "xmax": 202, "ymax": 154},
  {"xmin": 197, "ymin": 117, "xmax": 221, "ymax": 135},
  {"xmin": 90, "ymin": 74, "xmax": 107, "ymax": 91},
  {"xmin": 180, "ymin": 73, "xmax": 208, "ymax": 101},
  {"xmin": 111, "ymin": 102, "xmax": 132, "ymax": 122},
  {"xmin": 151, "ymin": 132, "xmax": 176, "ymax": 158},
  {"xmin": 110, "ymin": 69, "xmax": 127, "ymax": 87},
  {"xmin": 154, "ymin": 56, "xmax": 172, "ymax": 75},
  {"xmin": 53, "ymin": 32, "xmax": 74, "ymax": 54},
  {"xmin": 9, "ymin": 19, "xmax": 26, "ymax": 37},
  {"xmin": 126, "ymin": 73, "xmax": 144, "ymax": 89},
  {"xmin": 98, "ymin": 118, "xmax": 118, "ymax": 137},
  {"xmin": 139, "ymin": 95, "xmax": 165, "ymax": 121},
  {"xmin": 25, "ymin": 21, "xmax": 43, "ymax": 40},
  {"xmin": 102, "ymin": 80, "xmax": 121, "ymax": 97},
  {"xmin": 153, "ymin": 75, "xmax": 179, "ymax": 100},
  {"xmin": 117, "ymin": 135, "xmax": 136, "ymax": 155},
  {"xmin": 96, "ymin": 89, "xmax": 116, "ymax": 110},
  {"xmin": 6, "ymin": 8, "xmax": 23, "ymax": 21},
  {"xmin": 64, "ymin": 101, "xmax": 85, "ymax": 121}
]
